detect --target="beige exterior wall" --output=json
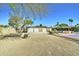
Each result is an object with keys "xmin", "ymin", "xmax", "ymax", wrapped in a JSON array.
[
  {"xmin": 34, "ymin": 28, "xmax": 39, "ymax": 32},
  {"xmin": 42, "ymin": 28, "xmax": 47, "ymax": 32},
  {"xmin": 28, "ymin": 28, "xmax": 34, "ymax": 32},
  {"xmin": 27, "ymin": 28, "xmax": 48, "ymax": 33}
]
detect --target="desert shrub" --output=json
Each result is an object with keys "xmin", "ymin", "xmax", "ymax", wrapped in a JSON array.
[
  {"xmin": 48, "ymin": 30, "xmax": 54, "ymax": 35},
  {"xmin": 48, "ymin": 29, "xmax": 58, "ymax": 35},
  {"xmin": 0, "ymin": 27, "xmax": 16, "ymax": 35},
  {"xmin": 48, "ymin": 31, "xmax": 53, "ymax": 34},
  {"xmin": 53, "ymin": 29, "xmax": 58, "ymax": 34}
]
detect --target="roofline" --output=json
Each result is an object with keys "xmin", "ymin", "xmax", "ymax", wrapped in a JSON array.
[{"xmin": 27, "ymin": 26, "xmax": 52, "ymax": 28}]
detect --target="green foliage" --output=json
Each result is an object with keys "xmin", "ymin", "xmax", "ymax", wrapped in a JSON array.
[
  {"xmin": 24, "ymin": 17, "xmax": 33, "ymax": 25},
  {"xmin": 8, "ymin": 16, "xmax": 33, "ymax": 30},
  {"xmin": 48, "ymin": 29, "xmax": 58, "ymax": 35},
  {"xmin": 8, "ymin": 4, "xmax": 48, "ymax": 20},
  {"xmin": 9, "ymin": 4, "xmax": 16, "ymax": 11},
  {"xmin": 59, "ymin": 23, "xmax": 68, "ymax": 27},
  {"xmin": 68, "ymin": 18, "xmax": 74, "ymax": 26},
  {"xmin": 75, "ymin": 24, "xmax": 79, "ymax": 27},
  {"xmin": 29, "ymin": 4, "xmax": 47, "ymax": 20},
  {"xmin": 55, "ymin": 23, "xmax": 69, "ymax": 28},
  {"xmin": 39, "ymin": 24, "xmax": 42, "ymax": 27},
  {"xmin": 8, "ymin": 16, "xmax": 22, "ymax": 29},
  {"xmin": 69, "ymin": 19, "xmax": 74, "ymax": 23},
  {"xmin": 0, "ymin": 4, "xmax": 47, "ymax": 30},
  {"xmin": 24, "ymin": 19, "xmax": 33, "ymax": 25},
  {"xmin": 74, "ymin": 24, "xmax": 79, "ymax": 32},
  {"xmin": 48, "ymin": 31, "xmax": 53, "ymax": 34},
  {"xmin": 0, "ymin": 25, "xmax": 8, "ymax": 28}
]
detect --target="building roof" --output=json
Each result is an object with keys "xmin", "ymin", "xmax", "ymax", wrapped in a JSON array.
[{"xmin": 27, "ymin": 26, "xmax": 52, "ymax": 28}]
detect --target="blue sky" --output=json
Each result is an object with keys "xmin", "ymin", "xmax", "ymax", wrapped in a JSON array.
[{"xmin": 0, "ymin": 3, "xmax": 79, "ymax": 26}]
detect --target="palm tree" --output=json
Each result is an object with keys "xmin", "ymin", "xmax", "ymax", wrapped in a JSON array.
[
  {"xmin": 68, "ymin": 18, "xmax": 74, "ymax": 32},
  {"xmin": 69, "ymin": 18, "xmax": 74, "ymax": 27}
]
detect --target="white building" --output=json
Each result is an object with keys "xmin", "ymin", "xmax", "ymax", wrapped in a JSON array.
[{"xmin": 27, "ymin": 26, "xmax": 52, "ymax": 33}]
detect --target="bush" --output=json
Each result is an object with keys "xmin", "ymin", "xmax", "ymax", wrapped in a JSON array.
[
  {"xmin": 48, "ymin": 31, "xmax": 53, "ymax": 34},
  {"xmin": 48, "ymin": 30, "xmax": 54, "ymax": 35},
  {"xmin": 53, "ymin": 29, "xmax": 58, "ymax": 34}
]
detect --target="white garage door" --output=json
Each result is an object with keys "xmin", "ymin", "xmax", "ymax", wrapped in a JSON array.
[
  {"xmin": 28, "ymin": 28, "xmax": 34, "ymax": 32},
  {"xmin": 34, "ymin": 28, "xmax": 39, "ymax": 32}
]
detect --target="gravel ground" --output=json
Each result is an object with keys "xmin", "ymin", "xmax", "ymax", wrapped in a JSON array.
[{"xmin": 0, "ymin": 33, "xmax": 79, "ymax": 56}]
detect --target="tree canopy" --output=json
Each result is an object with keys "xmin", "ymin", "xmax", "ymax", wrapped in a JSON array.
[
  {"xmin": 55, "ymin": 23, "xmax": 69, "ymax": 28},
  {"xmin": 8, "ymin": 3, "xmax": 48, "ymax": 20},
  {"xmin": 8, "ymin": 16, "xmax": 33, "ymax": 29},
  {"xmin": 69, "ymin": 19, "xmax": 74, "ymax": 23},
  {"xmin": 68, "ymin": 18, "xmax": 74, "ymax": 26}
]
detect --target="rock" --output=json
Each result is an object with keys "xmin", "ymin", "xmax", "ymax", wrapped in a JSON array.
[{"xmin": 20, "ymin": 33, "xmax": 28, "ymax": 38}]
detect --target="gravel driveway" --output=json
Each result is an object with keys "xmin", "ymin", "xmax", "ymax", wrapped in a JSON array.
[{"xmin": 0, "ymin": 33, "xmax": 79, "ymax": 56}]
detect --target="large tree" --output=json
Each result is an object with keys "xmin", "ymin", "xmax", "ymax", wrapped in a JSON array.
[
  {"xmin": 74, "ymin": 24, "xmax": 79, "ymax": 32},
  {"xmin": 8, "ymin": 4, "xmax": 47, "ymax": 30},
  {"xmin": 8, "ymin": 3, "xmax": 48, "ymax": 20},
  {"xmin": 0, "ymin": 4, "xmax": 48, "ymax": 30},
  {"xmin": 8, "ymin": 16, "xmax": 33, "ymax": 30},
  {"xmin": 21, "ymin": 17, "xmax": 33, "ymax": 29},
  {"xmin": 8, "ymin": 16, "xmax": 22, "ymax": 29},
  {"xmin": 59, "ymin": 23, "xmax": 68, "ymax": 27}
]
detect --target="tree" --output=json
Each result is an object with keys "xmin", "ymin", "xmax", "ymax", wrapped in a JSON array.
[
  {"xmin": 40, "ymin": 24, "xmax": 43, "ymax": 27},
  {"xmin": 18, "ymin": 17, "xmax": 33, "ymax": 30},
  {"xmin": 0, "ymin": 4, "xmax": 48, "ymax": 29},
  {"xmin": 24, "ymin": 17, "xmax": 33, "ymax": 25},
  {"xmin": 1, "ymin": 4, "xmax": 47, "ymax": 20},
  {"xmin": 75, "ymin": 24, "xmax": 79, "ymax": 27},
  {"xmin": 8, "ymin": 16, "xmax": 22, "ymax": 29},
  {"xmin": 8, "ymin": 4, "xmax": 48, "ymax": 29},
  {"xmin": 55, "ymin": 22, "xmax": 68, "ymax": 28},
  {"xmin": 8, "ymin": 16, "xmax": 33, "ymax": 30},
  {"xmin": 69, "ymin": 18, "xmax": 74, "ymax": 27},
  {"xmin": 8, "ymin": 3, "xmax": 48, "ymax": 20},
  {"xmin": 74, "ymin": 24, "xmax": 79, "ymax": 32},
  {"xmin": 58, "ymin": 23, "xmax": 69, "ymax": 28}
]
